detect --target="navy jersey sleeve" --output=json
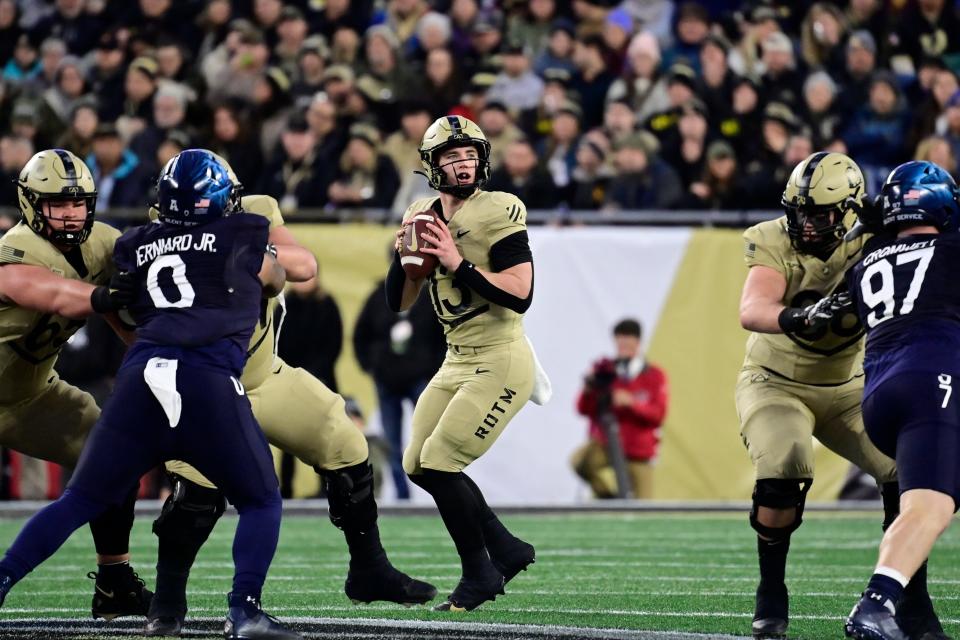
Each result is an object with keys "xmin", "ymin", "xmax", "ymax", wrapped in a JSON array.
[
  {"xmin": 112, "ymin": 226, "xmax": 142, "ymax": 274},
  {"xmin": 228, "ymin": 213, "xmax": 271, "ymax": 280}
]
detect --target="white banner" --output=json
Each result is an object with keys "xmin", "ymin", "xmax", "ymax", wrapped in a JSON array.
[{"xmin": 399, "ymin": 227, "xmax": 693, "ymax": 505}]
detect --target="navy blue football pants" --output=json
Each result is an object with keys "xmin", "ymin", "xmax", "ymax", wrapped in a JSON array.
[
  {"xmin": 863, "ymin": 370, "xmax": 960, "ymax": 510},
  {"xmin": 0, "ymin": 360, "xmax": 282, "ymax": 600}
]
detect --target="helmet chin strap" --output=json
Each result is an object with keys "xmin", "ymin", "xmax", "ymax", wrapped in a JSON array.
[{"xmin": 438, "ymin": 182, "xmax": 478, "ymax": 199}]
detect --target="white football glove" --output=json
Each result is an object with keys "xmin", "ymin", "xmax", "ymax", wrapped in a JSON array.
[{"xmin": 804, "ymin": 292, "xmax": 852, "ymax": 329}]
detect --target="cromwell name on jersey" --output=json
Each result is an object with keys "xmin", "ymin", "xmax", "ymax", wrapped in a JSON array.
[
  {"xmin": 743, "ymin": 215, "xmax": 866, "ymax": 384},
  {"xmin": 404, "ymin": 190, "xmax": 527, "ymax": 347}
]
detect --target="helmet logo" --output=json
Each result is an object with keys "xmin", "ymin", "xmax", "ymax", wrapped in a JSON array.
[
  {"xmin": 169, "ymin": 200, "xmax": 178, "ymax": 211},
  {"xmin": 903, "ymin": 189, "xmax": 922, "ymax": 205}
]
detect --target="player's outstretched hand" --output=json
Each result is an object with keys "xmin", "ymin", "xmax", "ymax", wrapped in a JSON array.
[
  {"xmin": 804, "ymin": 292, "xmax": 852, "ymax": 330},
  {"xmin": 421, "ymin": 218, "xmax": 463, "ymax": 271},
  {"xmin": 90, "ymin": 272, "xmax": 136, "ymax": 313}
]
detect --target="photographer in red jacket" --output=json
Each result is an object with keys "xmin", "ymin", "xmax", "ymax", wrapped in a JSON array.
[{"xmin": 572, "ymin": 318, "xmax": 669, "ymax": 499}]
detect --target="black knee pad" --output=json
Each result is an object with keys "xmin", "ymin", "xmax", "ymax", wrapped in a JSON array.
[
  {"xmin": 881, "ymin": 481, "xmax": 900, "ymax": 531},
  {"xmin": 750, "ymin": 478, "xmax": 812, "ymax": 540},
  {"xmin": 319, "ymin": 461, "xmax": 377, "ymax": 533},
  {"xmin": 152, "ymin": 474, "xmax": 226, "ymax": 544}
]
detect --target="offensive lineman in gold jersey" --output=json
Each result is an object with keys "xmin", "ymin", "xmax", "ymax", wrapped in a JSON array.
[
  {"xmin": 388, "ymin": 116, "xmax": 539, "ymax": 612},
  {"xmin": 145, "ymin": 171, "xmax": 436, "ymax": 636},
  {"xmin": 0, "ymin": 149, "xmax": 151, "ymax": 619},
  {"xmin": 737, "ymin": 152, "xmax": 945, "ymax": 640}
]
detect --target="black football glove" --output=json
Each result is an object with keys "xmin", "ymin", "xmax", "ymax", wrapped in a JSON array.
[
  {"xmin": 803, "ymin": 292, "xmax": 852, "ymax": 330},
  {"xmin": 90, "ymin": 272, "xmax": 136, "ymax": 313},
  {"xmin": 844, "ymin": 194, "xmax": 883, "ymax": 241}
]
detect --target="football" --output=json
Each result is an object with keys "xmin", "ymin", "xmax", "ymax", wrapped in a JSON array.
[{"xmin": 400, "ymin": 211, "xmax": 440, "ymax": 280}]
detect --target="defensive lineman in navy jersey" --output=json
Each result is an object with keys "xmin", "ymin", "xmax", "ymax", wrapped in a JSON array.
[
  {"xmin": 0, "ymin": 151, "xmax": 301, "ymax": 640},
  {"xmin": 844, "ymin": 161, "xmax": 960, "ymax": 640}
]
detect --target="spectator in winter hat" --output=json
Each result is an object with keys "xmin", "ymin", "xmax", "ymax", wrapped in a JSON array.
[
  {"xmin": 602, "ymin": 8, "xmax": 634, "ymax": 75},
  {"xmin": 662, "ymin": 2, "xmax": 710, "ymax": 74},
  {"xmin": 801, "ymin": 70, "xmax": 843, "ymax": 148},
  {"xmin": 835, "ymin": 29, "xmax": 877, "ymax": 119},
  {"xmin": 488, "ymin": 42, "xmax": 544, "ymax": 112},
  {"xmin": 606, "ymin": 31, "xmax": 669, "ymax": 124},
  {"xmin": 533, "ymin": 17, "xmax": 577, "ymax": 75}
]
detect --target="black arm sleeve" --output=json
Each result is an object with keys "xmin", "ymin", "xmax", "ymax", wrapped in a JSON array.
[
  {"xmin": 384, "ymin": 251, "xmax": 406, "ymax": 312},
  {"xmin": 489, "ymin": 230, "xmax": 533, "ymax": 272},
  {"xmin": 454, "ymin": 259, "xmax": 533, "ymax": 314}
]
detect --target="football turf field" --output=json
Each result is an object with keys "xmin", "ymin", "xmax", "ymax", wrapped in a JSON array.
[{"xmin": 0, "ymin": 511, "xmax": 956, "ymax": 639}]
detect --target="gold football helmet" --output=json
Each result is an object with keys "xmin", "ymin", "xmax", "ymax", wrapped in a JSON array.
[
  {"xmin": 17, "ymin": 148, "xmax": 97, "ymax": 245},
  {"xmin": 418, "ymin": 115, "xmax": 491, "ymax": 199},
  {"xmin": 781, "ymin": 151, "xmax": 865, "ymax": 254}
]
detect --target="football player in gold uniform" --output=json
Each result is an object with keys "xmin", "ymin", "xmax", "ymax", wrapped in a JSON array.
[
  {"xmin": 737, "ymin": 152, "xmax": 945, "ymax": 640},
  {"xmin": 145, "ymin": 166, "xmax": 436, "ymax": 636},
  {"xmin": 388, "ymin": 116, "xmax": 538, "ymax": 612},
  {"xmin": 0, "ymin": 149, "xmax": 150, "ymax": 619}
]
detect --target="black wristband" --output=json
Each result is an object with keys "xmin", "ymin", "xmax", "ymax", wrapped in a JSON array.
[
  {"xmin": 777, "ymin": 307, "xmax": 807, "ymax": 333},
  {"xmin": 90, "ymin": 285, "xmax": 113, "ymax": 313}
]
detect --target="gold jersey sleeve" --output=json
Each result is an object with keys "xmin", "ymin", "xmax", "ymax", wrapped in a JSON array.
[
  {"xmin": 0, "ymin": 222, "xmax": 119, "ymax": 402},
  {"xmin": 239, "ymin": 195, "xmax": 285, "ymax": 390},
  {"xmin": 422, "ymin": 190, "xmax": 528, "ymax": 348},
  {"xmin": 741, "ymin": 216, "xmax": 867, "ymax": 385}
]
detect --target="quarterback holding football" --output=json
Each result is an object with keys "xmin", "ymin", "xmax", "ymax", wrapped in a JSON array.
[{"xmin": 387, "ymin": 115, "xmax": 549, "ymax": 612}]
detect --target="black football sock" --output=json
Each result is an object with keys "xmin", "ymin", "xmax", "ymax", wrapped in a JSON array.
[
  {"xmin": 410, "ymin": 470, "xmax": 489, "ymax": 577},
  {"xmin": 460, "ymin": 473, "xmax": 514, "ymax": 549},
  {"xmin": 90, "ymin": 484, "xmax": 138, "ymax": 557},
  {"xmin": 862, "ymin": 573, "xmax": 905, "ymax": 614},
  {"xmin": 757, "ymin": 536, "xmax": 790, "ymax": 590}
]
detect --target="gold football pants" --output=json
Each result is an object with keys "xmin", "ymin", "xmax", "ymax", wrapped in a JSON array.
[
  {"xmin": 0, "ymin": 375, "xmax": 99, "ymax": 468},
  {"xmin": 167, "ymin": 358, "xmax": 367, "ymax": 488},
  {"xmin": 404, "ymin": 338, "xmax": 534, "ymax": 474},
  {"xmin": 736, "ymin": 366, "xmax": 896, "ymax": 482}
]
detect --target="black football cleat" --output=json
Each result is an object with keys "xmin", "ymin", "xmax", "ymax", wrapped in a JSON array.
[
  {"xmin": 344, "ymin": 563, "xmax": 437, "ymax": 606},
  {"xmin": 753, "ymin": 583, "xmax": 788, "ymax": 639},
  {"xmin": 896, "ymin": 589, "xmax": 952, "ymax": 640},
  {"xmin": 0, "ymin": 573, "xmax": 12, "ymax": 608},
  {"xmin": 490, "ymin": 537, "xmax": 535, "ymax": 586},
  {"xmin": 88, "ymin": 566, "xmax": 153, "ymax": 620},
  {"xmin": 145, "ymin": 586, "xmax": 187, "ymax": 637},
  {"xmin": 144, "ymin": 614, "xmax": 184, "ymax": 637},
  {"xmin": 433, "ymin": 566, "xmax": 505, "ymax": 612},
  {"xmin": 224, "ymin": 606, "xmax": 302, "ymax": 639},
  {"xmin": 846, "ymin": 597, "xmax": 909, "ymax": 640}
]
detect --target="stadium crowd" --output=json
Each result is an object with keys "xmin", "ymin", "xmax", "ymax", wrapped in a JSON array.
[{"xmin": 0, "ymin": 0, "xmax": 958, "ymax": 216}]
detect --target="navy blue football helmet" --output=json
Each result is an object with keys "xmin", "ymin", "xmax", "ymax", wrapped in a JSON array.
[
  {"xmin": 880, "ymin": 161, "xmax": 960, "ymax": 232},
  {"xmin": 156, "ymin": 149, "xmax": 235, "ymax": 227}
]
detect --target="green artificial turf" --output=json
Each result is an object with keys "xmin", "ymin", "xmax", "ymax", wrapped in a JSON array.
[{"xmin": 0, "ymin": 512, "xmax": 956, "ymax": 639}]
